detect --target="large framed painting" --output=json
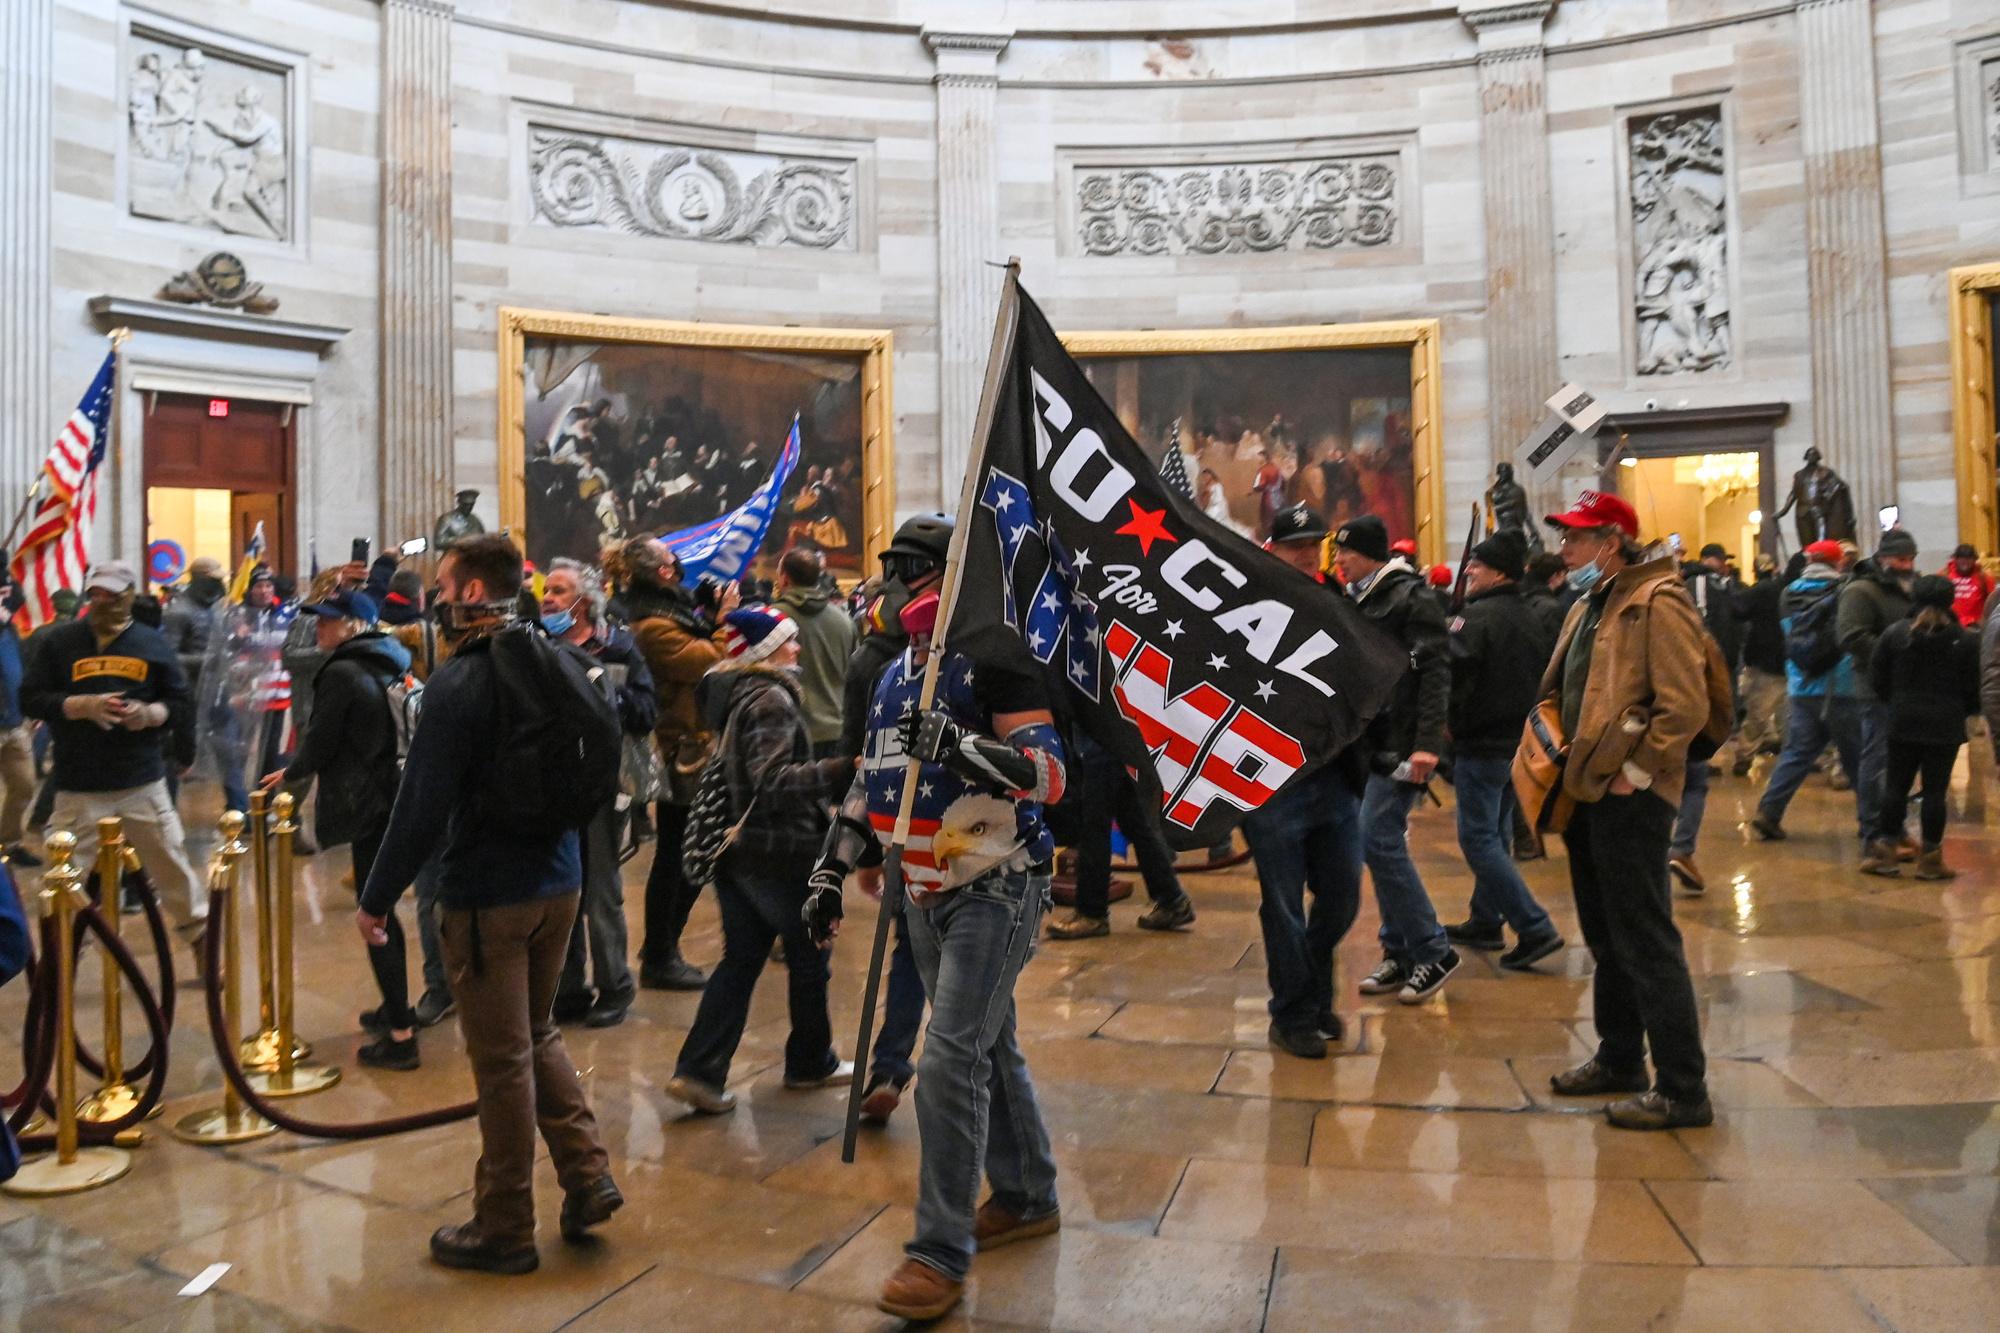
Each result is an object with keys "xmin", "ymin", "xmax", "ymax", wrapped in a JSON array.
[
  {"xmin": 497, "ymin": 309, "xmax": 894, "ymax": 577},
  {"xmin": 1061, "ymin": 320, "xmax": 1446, "ymax": 564}
]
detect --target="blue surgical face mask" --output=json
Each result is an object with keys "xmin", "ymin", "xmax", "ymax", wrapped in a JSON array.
[
  {"xmin": 1566, "ymin": 561, "xmax": 1604, "ymax": 594},
  {"xmin": 542, "ymin": 607, "xmax": 575, "ymax": 637}
]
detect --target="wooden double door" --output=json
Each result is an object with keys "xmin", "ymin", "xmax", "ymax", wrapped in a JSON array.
[{"xmin": 143, "ymin": 393, "xmax": 295, "ymax": 574}]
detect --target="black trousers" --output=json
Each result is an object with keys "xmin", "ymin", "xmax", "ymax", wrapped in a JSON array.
[
  {"xmin": 1878, "ymin": 739, "xmax": 1961, "ymax": 846},
  {"xmin": 641, "ymin": 800, "xmax": 697, "ymax": 966},
  {"xmin": 1073, "ymin": 748, "xmax": 1183, "ymax": 919},
  {"xmin": 352, "ymin": 823, "xmax": 414, "ymax": 1030},
  {"xmin": 1562, "ymin": 792, "xmax": 1706, "ymax": 1102}
]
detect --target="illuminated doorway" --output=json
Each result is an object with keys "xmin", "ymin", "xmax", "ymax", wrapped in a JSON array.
[{"xmin": 141, "ymin": 392, "xmax": 294, "ymax": 589}]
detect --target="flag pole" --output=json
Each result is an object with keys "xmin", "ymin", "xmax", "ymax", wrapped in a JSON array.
[
  {"xmin": 841, "ymin": 258, "xmax": 1022, "ymax": 1163},
  {"xmin": 1449, "ymin": 501, "xmax": 1480, "ymax": 612}
]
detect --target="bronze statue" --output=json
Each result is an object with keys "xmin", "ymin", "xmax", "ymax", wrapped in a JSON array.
[
  {"xmin": 1772, "ymin": 448, "xmax": 1855, "ymax": 547},
  {"xmin": 433, "ymin": 489, "xmax": 486, "ymax": 551},
  {"xmin": 1485, "ymin": 462, "xmax": 1541, "ymax": 550}
]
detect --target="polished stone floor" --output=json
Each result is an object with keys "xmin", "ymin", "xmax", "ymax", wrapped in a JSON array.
[{"xmin": 5, "ymin": 755, "xmax": 2000, "ymax": 1330}]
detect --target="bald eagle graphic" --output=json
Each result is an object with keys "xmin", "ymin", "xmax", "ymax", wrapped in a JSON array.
[{"xmin": 932, "ymin": 794, "xmax": 1022, "ymax": 889}]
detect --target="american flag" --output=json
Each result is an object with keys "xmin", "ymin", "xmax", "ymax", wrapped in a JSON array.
[
  {"xmin": 11, "ymin": 349, "xmax": 115, "ymax": 630},
  {"xmin": 1158, "ymin": 418, "xmax": 1193, "ymax": 499}
]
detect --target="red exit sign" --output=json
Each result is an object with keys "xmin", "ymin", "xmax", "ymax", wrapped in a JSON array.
[{"xmin": 208, "ymin": 399, "xmax": 230, "ymax": 418}]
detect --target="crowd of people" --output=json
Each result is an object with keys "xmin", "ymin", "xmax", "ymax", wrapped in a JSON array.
[{"xmin": 4, "ymin": 488, "xmax": 1991, "ymax": 1321}]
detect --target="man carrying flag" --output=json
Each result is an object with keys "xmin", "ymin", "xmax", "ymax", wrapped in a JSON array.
[{"xmin": 804, "ymin": 274, "xmax": 1403, "ymax": 1321}]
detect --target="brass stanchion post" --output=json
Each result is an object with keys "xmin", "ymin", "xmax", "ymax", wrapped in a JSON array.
[
  {"xmin": 246, "ymin": 792, "xmax": 337, "ymax": 1097},
  {"xmin": 4, "ymin": 834, "xmax": 132, "ymax": 1195},
  {"xmin": 174, "ymin": 812, "xmax": 277, "ymax": 1144},
  {"xmin": 76, "ymin": 818, "xmax": 144, "ymax": 1128},
  {"xmin": 239, "ymin": 789, "xmax": 306, "ymax": 1071}
]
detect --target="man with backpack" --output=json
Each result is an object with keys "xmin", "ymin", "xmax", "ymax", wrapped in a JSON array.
[
  {"xmin": 1838, "ymin": 529, "xmax": 1918, "ymax": 854},
  {"xmin": 263, "ymin": 588, "xmax": 419, "ymax": 1069},
  {"xmin": 1527, "ymin": 491, "xmax": 1713, "ymax": 1131},
  {"xmin": 1750, "ymin": 540, "xmax": 1870, "ymax": 842},
  {"xmin": 358, "ymin": 534, "xmax": 623, "ymax": 1274}
]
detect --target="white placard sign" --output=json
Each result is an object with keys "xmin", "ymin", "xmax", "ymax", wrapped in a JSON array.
[{"xmin": 1515, "ymin": 383, "xmax": 1608, "ymax": 481}]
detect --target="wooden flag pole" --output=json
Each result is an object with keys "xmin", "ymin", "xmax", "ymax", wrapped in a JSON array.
[{"xmin": 841, "ymin": 258, "xmax": 1022, "ymax": 1163}]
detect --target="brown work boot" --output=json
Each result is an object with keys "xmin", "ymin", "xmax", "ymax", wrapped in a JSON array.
[
  {"xmin": 1914, "ymin": 846, "xmax": 1957, "ymax": 881},
  {"xmin": 429, "ymin": 1221, "xmax": 538, "ymax": 1275},
  {"xmin": 974, "ymin": 1198, "xmax": 1061, "ymax": 1251},
  {"xmin": 878, "ymin": 1258, "xmax": 963, "ymax": 1321},
  {"xmin": 1895, "ymin": 835, "xmax": 1921, "ymax": 863},
  {"xmin": 1858, "ymin": 838, "xmax": 1902, "ymax": 877},
  {"xmin": 1046, "ymin": 911, "xmax": 1108, "ymax": 940}
]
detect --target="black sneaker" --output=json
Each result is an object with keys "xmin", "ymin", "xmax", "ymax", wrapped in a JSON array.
[
  {"xmin": 559, "ymin": 1176, "xmax": 624, "ymax": 1243},
  {"xmin": 585, "ymin": 993, "xmax": 632, "ymax": 1028},
  {"xmin": 1443, "ymin": 919, "xmax": 1505, "ymax": 951},
  {"xmin": 1550, "ymin": 1058, "xmax": 1651, "ymax": 1097},
  {"xmin": 1357, "ymin": 958, "xmax": 1409, "ymax": 995},
  {"xmin": 430, "ymin": 1221, "xmax": 537, "ymax": 1275},
  {"xmin": 639, "ymin": 955, "xmax": 707, "ymax": 991},
  {"xmin": 5, "ymin": 844, "xmax": 42, "ymax": 868},
  {"xmin": 358, "ymin": 1033, "xmax": 419, "ymax": 1071},
  {"xmin": 1136, "ymin": 894, "xmax": 1196, "ymax": 931},
  {"xmin": 1499, "ymin": 932, "xmax": 1564, "ymax": 972},
  {"xmin": 359, "ymin": 1005, "xmax": 391, "ymax": 1034},
  {"xmin": 1267, "ymin": 1022, "xmax": 1327, "ymax": 1060},
  {"xmin": 1397, "ymin": 949, "xmax": 1460, "ymax": 1004},
  {"xmin": 860, "ymin": 1074, "xmax": 910, "ymax": 1125},
  {"xmin": 1316, "ymin": 1011, "xmax": 1345, "ymax": 1044},
  {"xmin": 1605, "ymin": 1089, "xmax": 1714, "ymax": 1131},
  {"xmin": 1748, "ymin": 812, "xmax": 1786, "ymax": 841},
  {"xmin": 413, "ymin": 990, "xmax": 455, "ymax": 1028}
]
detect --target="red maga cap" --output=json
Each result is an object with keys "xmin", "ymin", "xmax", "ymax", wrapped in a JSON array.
[{"xmin": 1545, "ymin": 490, "xmax": 1638, "ymax": 539}]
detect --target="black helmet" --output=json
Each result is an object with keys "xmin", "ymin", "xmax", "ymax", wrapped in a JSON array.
[{"xmin": 884, "ymin": 512, "xmax": 954, "ymax": 564}]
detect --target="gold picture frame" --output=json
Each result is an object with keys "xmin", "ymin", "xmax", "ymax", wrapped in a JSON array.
[
  {"xmin": 1059, "ymin": 319, "xmax": 1447, "ymax": 566},
  {"xmin": 496, "ymin": 307, "xmax": 895, "ymax": 571},
  {"xmin": 1950, "ymin": 263, "xmax": 2000, "ymax": 554}
]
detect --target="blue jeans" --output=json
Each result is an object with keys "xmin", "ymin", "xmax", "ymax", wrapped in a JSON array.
[
  {"xmin": 1859, "ymin": 699, "xmax": 1892, "ymax": 839},
  {"xmin": 870, "ymin": 900, "xmax": 927, "ymax": 1084},
  {"xmin": 1669, "ymin": 755, "xmax": 1711, "ymax": 859},
  {"xmin": 414, "ymin": 860, "xmax": 446, "ymax": 1000},
  {"xmin": 1364, "ymin": 772, "xmax": 1449, "ymax": 967},
  {"xmin": 1758, "ymin": 695, "xmax": 1868, "ymax": 839},
  {"xmin": 1452, "ymin": 754, "xmax": 1554, "ymax": 939},
  {"xmin": 904, "ymin": 865, "xmax": 1057, "ymax": 1281},
  {"xmin": 1242, "ymin": 765, "xmax": 1362, "ymax": 1033}
]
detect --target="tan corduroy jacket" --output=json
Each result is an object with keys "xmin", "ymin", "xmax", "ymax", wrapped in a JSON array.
[{"xmin": 1532, "ymin": 555, "xmax": 1709, "ymax": 810}]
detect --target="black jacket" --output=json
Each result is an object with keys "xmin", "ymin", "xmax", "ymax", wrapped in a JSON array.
[
  {"xmin": 283, "ymin": 633, "xmax": 410, "ymax": 848},
  {"xmin": 1735, "ymin": 574, "xmax": 1785, "ymax": 674},
  {"xmin": 162, "ymin": 576, "xmax": 227, "ymax": 686},
  {"xmin": 1520, "ymin": 585, "xmax": 1567, "ymax": 643},
  {"xmin": 1839, "ymin": 560, "xmax": 1913, "ymax": 698},
  {"xmin": 840, "ymin": 629, "xmax": 903, "ymax": 761},
  {"xmin": 1447, "ymin": 583, "xmax": 1558, "ymax": 758},
  {"xmin": 1869, "ymin": 618, "xmax": 1979, "ymax": 747},
  {"xmin": 22, "ymin": 620, "xmax": 193, "ymax": 792},
  {"xmin": 1349, "ymin": 560, "xmax": 1450, "ymax": 762},
  {"xmin": 1685, "ymin": 570, "xmax": 1745, "ymax": 670}
]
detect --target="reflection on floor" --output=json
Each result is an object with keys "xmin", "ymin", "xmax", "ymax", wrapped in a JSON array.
[{"xmin": 5, "ymin": 756, "xmax": 2000, "ymax": 1330}]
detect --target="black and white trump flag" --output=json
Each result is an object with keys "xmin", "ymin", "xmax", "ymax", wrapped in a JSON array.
[{"xmin": 941, "ymin": 285, "xmax": 1407, "ymax": 851}]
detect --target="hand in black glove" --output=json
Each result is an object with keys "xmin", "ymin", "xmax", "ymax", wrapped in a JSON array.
[
  {"xmin": 803, "ymin": 864, "xmax": 846, "ymax": 948},
  {"xmin": 896, "ymin": 707, "xmax": 963, "ymax": 763}
]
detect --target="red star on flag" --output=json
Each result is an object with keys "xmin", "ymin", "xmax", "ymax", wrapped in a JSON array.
[{"xmin": 1115, "ymin": 498, "xmax": 1178, "ymax": 557}]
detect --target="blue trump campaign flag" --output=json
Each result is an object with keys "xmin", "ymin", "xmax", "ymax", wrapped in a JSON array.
[
  {"xmin": 658, "ymin": 414, "xmax": 802, "ymax": 585},
  {"xmin": 941, "ymin": 284, "xmax": 1407, "ymax": 851}
]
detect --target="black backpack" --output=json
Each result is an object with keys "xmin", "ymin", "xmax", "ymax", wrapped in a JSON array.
[
  {"xmin": 1783, "ymin": 584, "xmax": 1845, "ymax": 678},
  {"xmin": 477, "ymin": 624, "xmax": 623, "ymax": 831}
]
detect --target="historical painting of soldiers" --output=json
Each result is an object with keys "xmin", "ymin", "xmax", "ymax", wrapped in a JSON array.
[
  {"xmin": 1077, "ymin": 344, "xmax": 1422, "ymax": 547},
  {"xmin": 126, "ymin": 28, "xmax": 293, "ymax": 242},
  {"xmin": 510, "ymin": 326, "xmax": 888, "ymax": 578}
]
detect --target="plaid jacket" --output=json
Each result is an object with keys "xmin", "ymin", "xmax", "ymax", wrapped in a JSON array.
[{"xmin": 713, "ymin": 664, "xmax": 852, "ymax": 868}]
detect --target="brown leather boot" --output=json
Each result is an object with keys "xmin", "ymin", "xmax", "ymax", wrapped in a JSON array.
[
  {"xmin": 974, "ymin": 1198, "xmax": 1061, "ymax": 1251},
  {"xmin": 1914, "ymin": 846, "xmax": 1957, "ymax": 881},
  {"xmin": 1858, "ymin": 838, "xmax": 1902, "ymax": 877},
  {"xmin": 878, "ymin": 1258, "xmax": 963, "ymax": 1321},
  {"xmin": 1046, "ymin": 912, "xmax": 1108, "ymax": 940}
]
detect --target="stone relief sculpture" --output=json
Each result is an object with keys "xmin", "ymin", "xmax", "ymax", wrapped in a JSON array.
[
  {"xmin": 157, "ymin": 251, "xmax": 280, "ymax": 313},
  {"xmin": 1628, "ymin": 107, "xmax": 1731, "ymax": 375},
  {"xmin": 1988, "ymin": 61, "xmax": 2000, "ymax": 158},
  {"xmin": 527, "ymin": 127, "xmax": 856, "ymax": 250},
  {"xmin": 1075, "ymin": 155, "xmax": 1400, "ymax": 256},
  {"xmin": 126, "ymin": 35, "xmax": 290, "ymax": 242}
]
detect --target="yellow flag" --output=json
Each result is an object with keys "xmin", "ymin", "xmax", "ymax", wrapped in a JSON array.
[{"xmin": 228, "ymin": 521, "xmax": 267, "ymax": 603}]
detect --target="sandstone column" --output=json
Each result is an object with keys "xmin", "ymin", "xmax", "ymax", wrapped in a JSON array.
[
  {"xmin": 379, "ymin": 0, "xmax": 455, "ymax": 544},
  {"xmin": 1, "ymin": 0, "xmax": 52, "ymax": 507},
  {"xmin": 923, "ymin": 28, "xmax": 1010, "ymax": 498},
  {"xmin": 1462, "ymin": 1, "xmax": 1559, "ymax": 497},
  {"xmin": 1797, "ymin": 0, "xmax": 1895, "ymax": 527}
]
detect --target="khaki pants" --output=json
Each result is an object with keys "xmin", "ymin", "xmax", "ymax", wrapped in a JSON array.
[
  {"xmin": 441, "ymin": 891, "xmax": 608, "ymax": 1249},
  {"xmin": 50, "ymin": 779, "xmax": 207, "ymax": 926},
  {"xmin": 0, "ymin": 724, "xmax": 32, "ymax": 844},
  {"xmin": 1723, "ymin": 667, "xmax": 1787, "ymax": 765}
]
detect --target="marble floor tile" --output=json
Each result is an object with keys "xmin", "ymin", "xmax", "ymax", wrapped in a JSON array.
[
  {"xmin": 1159, "ymin": 1159, "xmax": 1696, "ymax": 1265},
  {"xmin": 1841, "ymin": 1266, "xmax": 2000, "ymax": 1332},
  {"xmin": 1035, "ymin": 1080, "xmax": 1319, "ymax": 1165},
  {"xmin": 1014, "ymin": 1035, "xmax": 1232, "ymax": 1093},
  {"xmin": 1772, "ymin": 1048, "xmax": 2000, "ymax": 1106},
  {"xmin": 1645, "ymin": 1180, "xmax": 1963, "ymax": 1266},
  {"xmin": 1307, "ymin": 1104, "xmax": 1710, "ymax": 1179},
  {"xmin": 1218, "ymin": 1049, "xmax": 1531, "ymax": 1109},
  {"xmin": 1674, "ymin": 1104, "xmax": 2000, "ymax": 1179},
  {"xmin": 1512, "ymin": 1055, "xmax": 1823, "ymax": 1110},
  {"xmin": 1866, "ymin": 1174, "xmax": 2000, "ymax": 1264}
]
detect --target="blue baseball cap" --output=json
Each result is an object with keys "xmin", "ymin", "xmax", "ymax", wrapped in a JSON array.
[{"xmin": 303, "ymin": 588, "xmax": 377, "ymax": 623}]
